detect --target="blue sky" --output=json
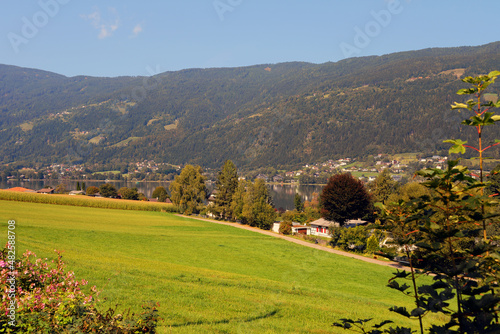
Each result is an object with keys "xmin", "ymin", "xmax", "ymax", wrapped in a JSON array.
[{"xmin": 1, "ymin": 0, "xmax": 499, "ymax": 77}]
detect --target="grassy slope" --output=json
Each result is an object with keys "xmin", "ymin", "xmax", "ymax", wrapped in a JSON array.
[{"xmin": 0, "ymin": 201, "xmax": 444, "ymax": 333}]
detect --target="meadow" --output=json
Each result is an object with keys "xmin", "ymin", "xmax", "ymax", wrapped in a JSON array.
[{"xmin": 0, "ymin": 200, "xmax": 444, "ymax": 333}]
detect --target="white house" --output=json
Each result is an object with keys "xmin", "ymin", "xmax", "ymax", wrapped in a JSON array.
[
  {"xmin": 291, "ymin": 222, "xmax": 310, "ymax": 235},
  {"xmin": 310, "ymin": 218, "xmax": 369, "ymax": 237},
  {"xmin": 344, "ymin": 219, "xmax": 369, "ymax": 228},
  {"xmin": 273, "ymin": 222, "xmax": 311, "ymax": 235},
  {"xmin": 272, "ymin": 222, "xmax": 281, "ymax": 233},
  {"xmin": 309, "ymin": 218, "xmax": 339, "ymax": 237}
]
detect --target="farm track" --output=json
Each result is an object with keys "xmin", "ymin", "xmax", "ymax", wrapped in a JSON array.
[{"xmin": 177, "ymin": 214, "xmax": 412, "ymax": 272}]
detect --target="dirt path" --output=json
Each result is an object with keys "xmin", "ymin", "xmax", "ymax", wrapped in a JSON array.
[{"xmin": 176, "ymin": 214, "xmax": 411, "ymax": 272}]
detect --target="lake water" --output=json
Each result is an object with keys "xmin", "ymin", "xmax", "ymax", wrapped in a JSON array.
[{"xmin": 1, "ymin": 180, "xmax": 324, "ymax": 211}]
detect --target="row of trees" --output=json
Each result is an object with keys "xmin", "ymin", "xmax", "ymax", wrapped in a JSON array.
[
  {"xmin": 85, "ymin": 183, "xmax": 170, "ymax": 202},
  {"xmin": 168, "ymin": 161, "xmax": 277, "ymax": 230},
  {"xmin": 210, "ymin": 160, "xmax": 276, "ymax": 229}
]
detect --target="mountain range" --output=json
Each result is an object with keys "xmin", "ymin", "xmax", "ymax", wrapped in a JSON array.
[{"xmin": 1, "ymin": 41, "xmax": 500, "ymax": 169}]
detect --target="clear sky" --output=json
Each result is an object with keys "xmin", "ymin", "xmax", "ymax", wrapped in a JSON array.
[{"xmin": 1, "ymin": 0, "xmax": 499, "ymax": 78}]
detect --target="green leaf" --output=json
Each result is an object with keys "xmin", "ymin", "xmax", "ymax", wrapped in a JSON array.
[
  {"xmin": 451, "ymin": 102, "xmax": 469, "ymax": 110},
  {"xmin": 429, "ymin": 221, "xmax": 441, "ymax": 230},
  {"xmin": 457, "ymin": 88, "xmax": 477, "ymax": 95},
  {"xmin": 488, "ymin": 70, "xmax": 500, "ymax": 78},
  {"xmin": 491, "ymin": 115, "xmax": 500, "ymax": 122},
  {"xmin": 444, "ymin": 139, "xmax": 467, "ymax": 154},
  {"xmin": 462, "ymin": 76, "xmax": 477, "ymax": 84},
  {"xmin": 461, "ymin": 113, "xmax": 497, "ymax": 126},
  {"xmin": 483, "ymin": 112, "xmax": 497, "ymax": 125}
]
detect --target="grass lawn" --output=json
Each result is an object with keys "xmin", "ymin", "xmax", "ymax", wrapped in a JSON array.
[{"xmin": 0, "ymin": 201, "xmax": 444, "ymax": 333}]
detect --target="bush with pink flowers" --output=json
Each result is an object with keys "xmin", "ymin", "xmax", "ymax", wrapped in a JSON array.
[{"xmin": 0, "ymin": 247, "xmax": 159, "ymax": 333}]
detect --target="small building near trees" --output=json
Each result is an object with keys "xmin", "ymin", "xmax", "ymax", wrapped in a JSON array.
[
  {"xmin": 69, "ymin": 190, "xmax": 85, "ymax": 195},
  {"xmin": 310, "ymin": 218, "xmax": 338, "ymax": 237},
  {"xmin": 37, "ymin": 188, "xmax": 55, "ymax": 194},
  {"xmin": 291, "ymin": 223, "xmax": 310, "ymax": 235},
  {"xmin": 310, "ymin": 218, "xmax": 368, "ymax": 237}
]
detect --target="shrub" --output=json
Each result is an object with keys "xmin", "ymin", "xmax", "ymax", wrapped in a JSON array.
[
  {"xmin": 152, "ymin": 186, "xmax": 169, "ymax": 202},
  {"xmin": 279, "ymin": 221, "xmax": 293, "ymax": 235},
  {"xmin": 118, "ymin": 187, "xmax": 139, "ymax": 200},
  {"xmin": 0, "ymin": 247, "xmax": 159, "ymax": 333},
  {"xmin": 85, "ymin": 186, "xmax": 99, "ymax": 196},
  {"xmin": 365, "ymin": 234, "xmax": 380, "ymax": 254},
  {"xmin": 330, "ymin": 226, "xmax": 368, "ymax": 252}
]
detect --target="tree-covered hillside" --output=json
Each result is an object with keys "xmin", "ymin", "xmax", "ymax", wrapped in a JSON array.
[{"xmin": 1, "ymin": 42, "xmax": 500, "ymax": 168}]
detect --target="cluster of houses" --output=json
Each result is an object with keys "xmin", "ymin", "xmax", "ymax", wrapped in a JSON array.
[{"xmin": 272, "ymin": 218, "xmax": 368, "ymax": 237}]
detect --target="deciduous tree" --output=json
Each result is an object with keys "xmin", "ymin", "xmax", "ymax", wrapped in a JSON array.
[
  {"xmin": 169, "ymin": 165, "xmax": 207, "ymax": 215},
  {"xmin": 55, "ymin": 184, "xmax": 67, "ymax": 194},
  {"xmin": 85, "ymin": 186, "xmax": 99, "ymax": 196},
  {"xmin": 152, "ymin": 186, "xmax": 169, "ymax": 202},
  {"xmin": 320, "ymin": 174, "xmax": 372, "ymax": 225},
  {"xmin": 118, "ymin": 187, "xmax": 139, "ymax": 200},
  {"xmin": 99, "ymin": 183, "xmax": 117, "ymax": 198},
  {"xmin": 243, "ymin": 179, "xmax": 276, "ymax": 230}
]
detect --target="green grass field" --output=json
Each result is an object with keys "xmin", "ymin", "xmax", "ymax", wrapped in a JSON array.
[{"xmin": 0, "ymin": 200, "xmax": 444, "ymax": 333}]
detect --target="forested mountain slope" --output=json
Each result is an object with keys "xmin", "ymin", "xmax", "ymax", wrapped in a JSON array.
[{"xmin": 1, "ymin": 42, "xmax": 500, "ymax": 168}]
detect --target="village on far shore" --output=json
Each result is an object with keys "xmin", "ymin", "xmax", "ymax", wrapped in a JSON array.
[{"xmin": 3, "ymin": 152, "xmax": 489, "ymax": 186}]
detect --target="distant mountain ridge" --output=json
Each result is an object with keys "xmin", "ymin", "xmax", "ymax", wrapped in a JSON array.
[{"xmin": 1, "ymin": 41, "xmax": 500, "ymax": 169}]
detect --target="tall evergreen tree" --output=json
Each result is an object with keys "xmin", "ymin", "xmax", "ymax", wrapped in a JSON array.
[
  {"xmin": 370, "ymin": 168, "xmax": 398, "ymax": 203},
  {"xmin": 76, "ymin": 181, "xmax": 81, "ymax": 191},
  {"xmin": 230, "ymin": 180, "xmax": 247, "ymax": 223},
  {"xmin": 294, "ymin": 193, "xmax": 304, "ymax": 212},
  {"xmin": 214, "ymin": 160, "xmax": 239, "ymax": 220}
]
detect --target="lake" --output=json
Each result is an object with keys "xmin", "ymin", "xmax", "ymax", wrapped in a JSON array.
[{"xmin": 1, "ymin": 180, "xmax": 324, "ymax": 211}]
